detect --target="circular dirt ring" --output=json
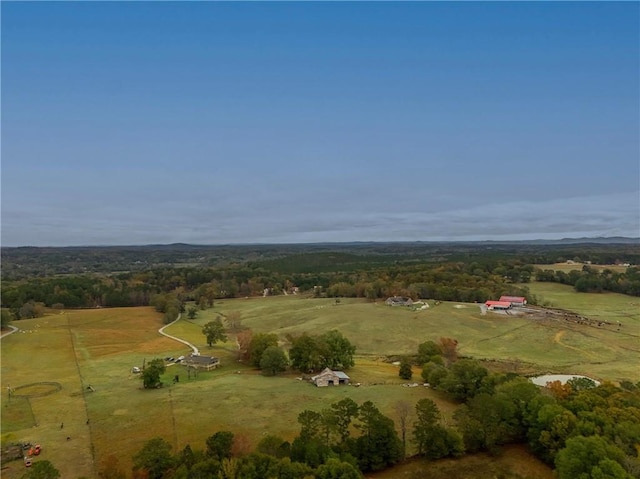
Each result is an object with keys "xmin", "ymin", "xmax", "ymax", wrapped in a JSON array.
[{"xmin": 11, "ymin": 382, "xmax": 62, "ymax": 398}]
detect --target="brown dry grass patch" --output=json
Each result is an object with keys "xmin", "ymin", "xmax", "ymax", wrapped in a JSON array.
[
  {"xmin": 69, "ymin": 307, "xmax": 176, "ymax": 358},
  {"xmin": 366, "ymin": 445, "xmax": 554, "ymax": 479}
]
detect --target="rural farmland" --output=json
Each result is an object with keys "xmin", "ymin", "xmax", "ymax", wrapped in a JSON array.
[{"xmin": 1, "ymin": 285, "xmax": 638, "ymax": 478}]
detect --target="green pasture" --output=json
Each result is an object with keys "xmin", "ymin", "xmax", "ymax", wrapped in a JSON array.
[
  {"xmin": 183, "ymin": 295, "xmax": 640, "ymax": 382},
  {"xmin": 526, "ymin": 281, "xmax": 640, "ymax": 322},
  {"xmin": 2, "ymin": 288, "xmax": 639, "ymax": 478},
  {"xmin": 0, "ymin": 307, "xmax": 442, "ymax": 478},
  {"xmin": 534, "ymin": 263, "xmax": 629, "ymax": 273}
]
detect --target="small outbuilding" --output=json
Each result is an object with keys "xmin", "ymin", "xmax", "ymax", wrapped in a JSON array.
[
  {"xmin": 311, "ymin": 368, "xmax": 350, "ymax": 387},
  {"xmin": 184, "ymin": 354, "xmax": 220, "ymax": 371}
]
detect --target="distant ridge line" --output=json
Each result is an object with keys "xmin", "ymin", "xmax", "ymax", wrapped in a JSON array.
[{"xmin": 3, "ymin": 237, "xmax": 639, "ymax": 249}]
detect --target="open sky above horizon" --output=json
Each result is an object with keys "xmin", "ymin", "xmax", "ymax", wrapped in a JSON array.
[{"xmin": 2, "ymin": 2, "xmax": 639, "ymax": 247}]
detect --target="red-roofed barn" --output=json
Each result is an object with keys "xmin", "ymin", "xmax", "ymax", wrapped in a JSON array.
[
  {"xmin": 485, "ymin": 300, "xmax": 512, "ymax": 310},
  {"xmin": 499, "ymin": 296, "xmax": 527, "ymax": 306}
]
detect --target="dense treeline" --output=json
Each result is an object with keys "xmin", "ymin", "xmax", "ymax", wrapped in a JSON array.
[
  {"xmin": 415, "ymin": 340, "xmax": 640, "ymax": 478},
  {"xmin": 536, "ymin": 265, "xmax": 640, "ymax": 296},
  {"xmin": 0, "ymin": 260, "xmax": 532, "ymax": 316},
  {"xmin": 2, "ymin": 241, "xmax": 638, "ymax": 280},
  {"xmin": 2, "ymin": 243, "xmax": 638, "ymax": 317}
]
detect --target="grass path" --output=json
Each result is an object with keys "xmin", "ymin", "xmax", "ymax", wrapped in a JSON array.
[{"xmin": 552, "ymin": 330, "xmax": 598, "ymax": 360}]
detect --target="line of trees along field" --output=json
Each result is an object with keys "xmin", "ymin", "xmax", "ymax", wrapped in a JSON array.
[
  {"xmin": 535, "ymin": 265, "xmax": 640, "ymax": 295},
  {"xmin": 3, "ymin": 258, "xmax": 639, "ymax": 322}
]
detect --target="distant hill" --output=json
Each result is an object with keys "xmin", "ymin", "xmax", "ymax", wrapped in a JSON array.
[{"xmin": 461, "ymin": 237, "xmax": 640, "ymax": 246}]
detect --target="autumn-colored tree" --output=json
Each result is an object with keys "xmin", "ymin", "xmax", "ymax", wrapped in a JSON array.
[
  {"xmin": 439, "ymin": 337, "xmax": 459, "ymax": 364},
  {"xmin": 546, "ymin": 380, "xmax": 573, "ymax": 401},
  {"xmin": 98, "ymin": 455, "xmax": 126, "ymax": 479},
  {"xmin": 225, "ymin": 311, "xmax": 243, "ymax": 333},
  {"xmin": 236, "ymin": 329, "xmax": 253, "ymax": 362},
  {"xmin": 231, "ymin": 432, "xmax": 253, "ymax": 457}
]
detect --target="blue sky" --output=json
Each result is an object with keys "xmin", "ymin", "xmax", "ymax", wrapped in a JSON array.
[{"xmin": 2, "ymin": 2, "xmax": 638, "ymax": 246}]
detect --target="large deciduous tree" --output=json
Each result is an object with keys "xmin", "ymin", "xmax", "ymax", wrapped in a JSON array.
[
  {"xmin": 202, "ymin": 318, "xmax": 227, "ymax": 347},
  {"xmin": 453, "ymin": 393, "xmax": 514, "ymax": 453},
  {"xmin": 18, "ymin": 301, "xmax": 46, "ymax": 320},
  {"xmin": 206, "ymin": 431, "xmax": 234, "ymax": 461},
  {"xmin": 417, "ymin": 340, "xmax": 443, "ymax": 365},
  {"xmin": 399, "ymin": 358, "xmax": 413, "ymax": 380},
  {"xmin": 318, "ymin": 330, "xmax": 356, "ymax": 370},
  {"xmin": 289, "ymin": 334, "xmax": 322, "ymax": 372},
  {"xmin": 132, "ymin": 437, "xmax": 174, "ymax": 479},
  {"xmin": 260, "ymin": 346, "xmax": 289, "ymax": 376},
  {"xmin": 555, "ymin": 436, "xmax": 628, "ymax": 479},
  {"xmin": 142, "ymin": 358, "xmax": 166, "ymax": 389},
  {"xmin": 440, "ymin": 359, "xmax": 488, "ymax": 401},
  {"xmin": 289, "ymin": 331, "xmax": 356, "ymax": 373},
  {"xmin": 249, "ymin": 333, "xmax": 278, "ymax": 367}
]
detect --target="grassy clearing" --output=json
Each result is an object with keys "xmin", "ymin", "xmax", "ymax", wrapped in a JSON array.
[
  {"xmin": 1, "ymin": 397, "xmax": 35, "ymax": 432},
  {"xmin": 534, "ymin": 263, "xmax": 629, "ymax": 273},
  {"xmin": 203, "ymin": 295, "xmax": 640, "ymax": 382}
]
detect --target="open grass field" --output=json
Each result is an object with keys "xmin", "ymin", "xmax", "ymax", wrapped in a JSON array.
[
  {"xmin": 195, "ymin": 294, "xmax": 640, "ymax": 381},
  {"xmin": 1, "ymin": 288, "xmax": 638, "ymax": 478},
  {"xmin": 0, "ymin": 307, "xmax": 448, "ymax": 478},
  {"xmin": 534, "ymin": 263, "xmax": 630, "ymax": 273}
]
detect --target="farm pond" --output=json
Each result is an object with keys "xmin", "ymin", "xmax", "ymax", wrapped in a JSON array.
[{"xmin": 530, "ymin": 374, "xmax": 600, "ymax": 387}]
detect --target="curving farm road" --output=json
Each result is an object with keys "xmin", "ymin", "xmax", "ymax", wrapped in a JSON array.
[
  {"xmin": 158, "ymin": 314, "xmax": 200, "ymax": 356},
  {"xmin": 0, "ymin": 324, "xmax": 19, "ymax": 338}
]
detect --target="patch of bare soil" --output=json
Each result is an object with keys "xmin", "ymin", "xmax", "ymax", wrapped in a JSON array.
[{"xmin": 516, "ymin": 305, "xmax": 616, "ymax": 329}]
